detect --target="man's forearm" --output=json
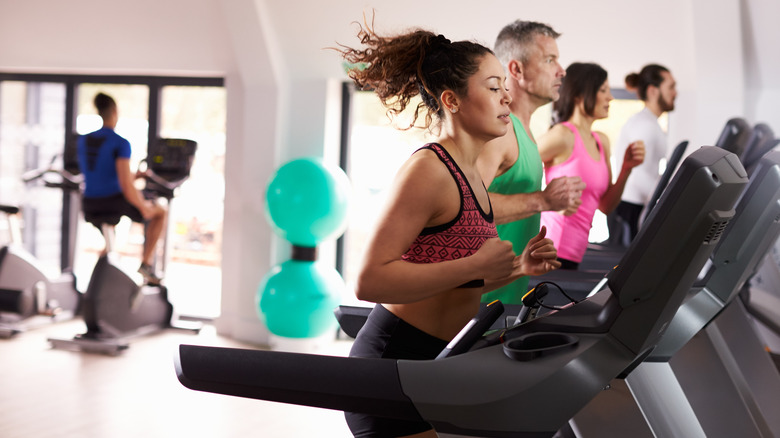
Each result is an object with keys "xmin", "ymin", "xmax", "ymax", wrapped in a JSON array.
[{"xmin": 490, "ymin": 191, "xmax": 547, "ymax": 225}]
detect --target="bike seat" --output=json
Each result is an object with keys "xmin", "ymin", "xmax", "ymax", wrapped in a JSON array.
[{"xmin": 0, "ymin": 205, "xmax": 20, "ymax": 215}]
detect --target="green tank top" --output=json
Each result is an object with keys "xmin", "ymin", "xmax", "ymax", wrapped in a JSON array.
[{"xmin": 481, "ymin": 114, "xmax": 543, "ymax": 305}]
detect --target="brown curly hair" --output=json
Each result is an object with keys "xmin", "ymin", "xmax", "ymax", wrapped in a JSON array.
[{"xmin": 335, "ymin": 17, "xmax": 493, "ymax": 130}]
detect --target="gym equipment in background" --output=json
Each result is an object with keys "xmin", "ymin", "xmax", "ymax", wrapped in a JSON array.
[
  {"xmin": 48, "ymin": 138, "xmax": 200, "ymax": 355},
  {"xmin": 258, "ymin": 158, "xmax": 350, "ymax": 338},
  {"xmin": 568, "ymin": 149, "xmax": 780, "ymax": 437},
  {"xmin": 0, "ymin": 157, "xmax": 82, "ymax": 338},
  {"xmin": 174, "ymin": 146, "xmax": 747, "ymax": 437},
  {"xmin": 714, "ymin": 116, "xmax": 752, "ymax": 157},
  {"xmin": 740, "ymin": 122, "xmax": 779, "ymax": 174},
  {"xmin": 743, "ymin": 226, "xmax": 780, "ymax": 368}
]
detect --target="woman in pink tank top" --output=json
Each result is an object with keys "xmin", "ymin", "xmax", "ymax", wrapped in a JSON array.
[{"xmin": 538, "ymin": 62, "xmax": 646, "ymax": 269}]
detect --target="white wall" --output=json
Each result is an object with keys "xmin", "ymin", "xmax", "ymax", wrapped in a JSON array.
[
  {"xmin": 216, "ymin": 0, "xmax": 281, "ymax": 345},
  {"xmin": 742, "ymin": 0, "xmax": 780, "ymax": 131},
  {"xmin": 686, "ymin": 0, "xmax": 745, "ymax": 152},
  {"xmin": 260, "ymin": 0, "xmax": 752, "ymax": 156},
  {"xmin": 0, "ymin": 0, "xmax": 231, "ymax": 75},
  {"xmin": 0, "ymin": 0, "xmax": 776, "ymax": 346}
]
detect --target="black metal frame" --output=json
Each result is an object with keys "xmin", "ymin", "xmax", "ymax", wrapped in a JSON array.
[
  {"xmin": 335, "ymin": 81, "xmax": 354, "ymax": 275},
  {"xmin": 0, "ymin": 72, "xmax": 224, "ymax": 271}
]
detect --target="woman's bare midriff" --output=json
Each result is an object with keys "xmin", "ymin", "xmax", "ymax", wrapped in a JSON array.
[{"xmin": 384, "ymin": 287, "xmax": 484, "ymax": 341}]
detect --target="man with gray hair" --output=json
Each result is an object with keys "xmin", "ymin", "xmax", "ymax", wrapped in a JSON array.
[{"xmin": 478, "ymin": 20, "xmax": 585, "ymax": 305}]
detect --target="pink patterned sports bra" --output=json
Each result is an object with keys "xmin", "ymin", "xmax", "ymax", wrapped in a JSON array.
[{"xmin": 401, "ymin": 143, "xmax": 497, "ymax": 286}]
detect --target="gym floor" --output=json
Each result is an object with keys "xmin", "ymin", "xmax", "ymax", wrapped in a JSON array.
[{"xmin": 0, "ymin": 319, "xmax": 354, "ymax": 438}]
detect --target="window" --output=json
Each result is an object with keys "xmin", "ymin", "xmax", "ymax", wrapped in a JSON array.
[
  {"xmin": 0, "ymin": 73, "xmax": 225, "ymax": 319},
  {"xmin": 338, "ymin": 89, "xmax": 434, "ymax": 301},
  {"xmin": 159, "ymin": 85, "xmax": 226, "ymax": 317},
  {"xmin": 0, "ymin": 81, "xmax": 66, "ymax": 278}
]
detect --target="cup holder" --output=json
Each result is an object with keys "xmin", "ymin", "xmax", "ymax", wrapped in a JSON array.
[{"xmin": 502, "ymin": 332, "xmax": 579, "ymax": 362}]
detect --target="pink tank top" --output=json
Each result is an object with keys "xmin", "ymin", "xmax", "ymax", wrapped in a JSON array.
[{"xmin": 540, "ymin": 122, "xmax": 610, "ymax": 262}]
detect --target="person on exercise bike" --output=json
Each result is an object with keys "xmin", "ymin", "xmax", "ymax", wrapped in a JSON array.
[{"xmin": 77, "ymin": 92, "xmax": 167, "ymax": 284}]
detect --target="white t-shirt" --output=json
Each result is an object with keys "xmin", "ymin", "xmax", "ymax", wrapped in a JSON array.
[{"xmin": 615, "ymin": 107, "xmax": 668, "ymax": 205}]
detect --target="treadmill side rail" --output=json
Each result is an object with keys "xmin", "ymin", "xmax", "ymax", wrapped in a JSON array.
[{"xmin": 175, "ymin": 344, "xmax": 423, "ymax": 421}]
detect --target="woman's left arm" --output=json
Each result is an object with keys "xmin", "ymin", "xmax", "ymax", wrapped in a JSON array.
[{"xmin": 599, "ymin": 135, "xmax": 645, "ymax": 214}]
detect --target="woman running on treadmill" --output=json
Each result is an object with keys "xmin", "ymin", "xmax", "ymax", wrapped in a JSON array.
[
  {"xmin": 335, "ymin": 19, "xmax": 561, "ymax": 438},
  {"xmin": 538, "ymin": 63, "xmax": 645, "ymax": 270}
]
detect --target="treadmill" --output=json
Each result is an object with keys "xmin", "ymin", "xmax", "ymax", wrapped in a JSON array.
[
  {"xmin": 743, "ymin": 232, "xmax": 780, "ymax": 366},
  {"xmin": 335, "ymin": 139, "xmax": 691, "ymax": 337},
  {"xmin": 534, "ymin": 119, "xmax": 764, "ymax": 311},
  {"xmin": 336, "ymin": 119, "xmax": 758, "ymax": 337},
  {"xmin": 568, "ymin": 149, "xmax": 780, "ymax": 437},
  {"xmin": 174, "ymin": 146, "xmax": 747, "ymax": 437},
  {"xmin": 740, "ymin": 124, "xmax": 780, "ymax": 353}
]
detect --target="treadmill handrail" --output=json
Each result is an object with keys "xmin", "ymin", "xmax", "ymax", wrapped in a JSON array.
[{"xmin": 175, "ymin": 344, "xmax": 423, "ymax": 421}]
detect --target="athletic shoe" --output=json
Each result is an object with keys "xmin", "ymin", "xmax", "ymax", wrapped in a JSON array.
[{"xmin": 138, "ymin": 263, "xmax": 163, "ymax": 285}]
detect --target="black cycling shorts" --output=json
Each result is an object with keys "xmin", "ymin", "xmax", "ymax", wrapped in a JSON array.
[
  {"xmin": 82, "ymin": 193, "xmax": 144, "ymax": 228},
  {"xmin": 345, "ymin": 304, "xmax": 448, "ymax": 437}
]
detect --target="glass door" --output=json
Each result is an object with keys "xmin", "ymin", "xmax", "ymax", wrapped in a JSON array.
[
  {"xmin": 340, "ymin": 90, "xmax": 434, "ymax": 303},
  {"xmin": 1, "ymin": 74, "xmax": 225, "ymax": 320},
  {"xmin": 0, "ymin": 81, "xmax": 67, "ymax": 278},
  {"xmin": 158, "ymin": 85, "xmax": 226, "ymax": 318}
]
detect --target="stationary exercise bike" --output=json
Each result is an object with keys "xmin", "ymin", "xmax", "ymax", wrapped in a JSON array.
[
  {"xmin": 49, "ymin": 138, "xmax": 201, "ymax": 355},
  {"xmin": 0, "ymin": 157, "xmax": 83, "ymax": 338}
]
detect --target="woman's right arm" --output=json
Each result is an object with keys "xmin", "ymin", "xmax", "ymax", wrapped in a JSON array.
[
  {"xmin": 537, "ymin": 124, "xmax": 572, "ymax": 167},
  {"xmin": 355, "ymin": 153, "xmax": 516, "ymax": 304}
]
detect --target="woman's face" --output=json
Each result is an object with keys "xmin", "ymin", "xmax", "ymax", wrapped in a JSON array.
[
  {"xmin": 455, "ymin": 54, "xmax": 513, "ymax": 140},
  {"xmin": 592, "ymin": 79, "xmax": 613, "ymax": 120}
]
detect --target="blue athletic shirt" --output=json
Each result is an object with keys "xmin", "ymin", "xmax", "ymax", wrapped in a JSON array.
[{"xmin": 77, "ymin": 127, "xmax": 132, "ymax": 198}]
